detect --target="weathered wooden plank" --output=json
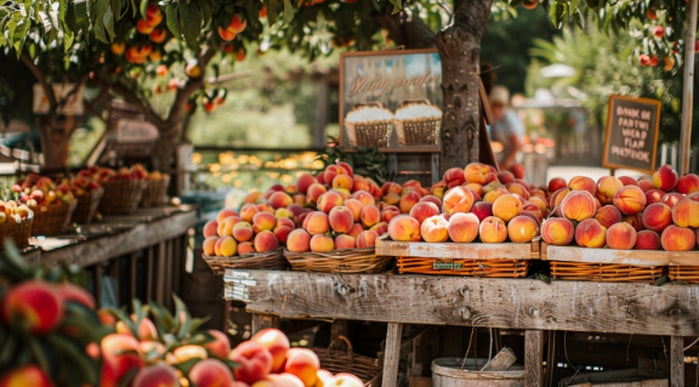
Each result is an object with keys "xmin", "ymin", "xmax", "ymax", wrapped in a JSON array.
[
  {"xmin": 251, "ymin": 314, "xmax": 279, "ymax": 333},
  {"xmin": 670, "ymin": 336, "xmax": 683, "ymax": 387},
  {"xmin": 382, "ymin": 322, "xmax": 403, "ymax": 387},
  {"xmin": 543, "ymin": 244, "xmax": 699, "ymax": 266},
  {"xmin": 223, "ymin": 270, "xmax": 699, "ymax": 337},
  {"xmin": 524, "ymin": 330, "xmax": 543, "ymax": 387},
  {"xmin": 376, "ymin": 238, "xmax": 538, "ymax": 260}
]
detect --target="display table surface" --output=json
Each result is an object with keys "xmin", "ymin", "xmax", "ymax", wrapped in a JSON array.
[{"xmin": 223, "ymin": 269, "xmax": 697, "ymax": 387}]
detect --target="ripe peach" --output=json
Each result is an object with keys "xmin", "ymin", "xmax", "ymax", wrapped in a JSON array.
[
  {"xmin": 479, "ymin": 216, "xmax": 508, "ymax": 243},
  {"xmin": 276, "ymin": 216, "xmax": 295, "ymax": 229},
  {"xmin": 596, "ymin": 176, "xmax": 623, "ymax": 204},
  {"xmin": 380, "ymin": 205, "xmax": 402, "ymax": 223},
  {"xmin": 0, "ymin": 365, "xmax": 53, "ymax": 387},
  {"xmin": 638, "ymin": 177, "xmax": 654, "ymax": 192},
  {"xmin": 442, "ymin": 167, "xmax": 465, "ymax": 187},
  {"xmin": 229, "ymin": 340, "xmax": 273, "ymax": 384},
  {"xmin": 370, "ymin": 221, "xmax": 388, "ymax": 236},
  {"xmin": 671, "ymin": 198, "xmax": 699, "ymax": 228},
  {"xmin": 574, "ymin": 218, "xmax": 607, "ymax": 248},
  {"xmin": 442, "ymin": 186, "xmax": 475, "ymax": 215},
  {"xmin": 408, "ymin": 201, "xmax": 440, "ymax": 225},
  {"xmin": 641, "ymin": 202, "xmax": 672, "ymax": 233},
  {"xmin": 568, "ymin": 175, "xmax": 597, "ymax": 197},
  {"xmin": 594, "ymin": 205, "xmax": 622, "ymax": 229},
  {"xmin": 677, "ymin": 173, "xmax": 699, "ymax": 195},
  {"xmin": 132, "ymin": 363, "xmax": 180, "ymax": 387},
  {"xmin": 652, "ymin": 164, "xmax": 678, "ymax": 192},
  {"xmin": 352, "ymin": 176, "xmax": 371, "ymax": 193},
  {"xmin": 335, "ymin": 234, "xmax": 356, "ymax": 249},
  {"xmin": 464, "ymin": 162, "xmax": 494, "ymax": 185},
  {"xmin": 617, "ymin": 176, "xmax": 639, "ymax": 186},
  {"xmin": 497, "ymin": 170, "xmax": 516, "ymax": 184},
  {"xmin": 305, "ymin": 183, "xmax": 327, "ymax": 206},
  {"xmin": 343, "ymin": 198, "xmax": 364, "ymax": 222},
  {"xmin": 347, "ymin": 223, "xmax": 365, "ymax": 238},
  {"xmin": 548, "ymin": 177, "xmax": 567, "ymax": 193},
  {"xmin": 397, "ymin": 190, "xmax": 421, "ymax": 214},
  {"xmin": 310, "ymin": 234, "xmax": 335, "ymax": 252},
  {"xmin": 349, "ymin": 190, "xmax": 375, "ymax": 206},
  {"xmin": 645, "ymin": 189, "xmax": 666, "ymax": 205},
  {"xmin": 662, "ymin": 192, "xmax": 686, "ymax": 208},
  {"xmin": 465, "ymin": 183, "xmax": 484, "ymax": 200},
  {"xmin": 269, "ymin": 191, "xmax": 293, "ymax": 209},
  {"xmin": 387, "ymin": 214, "xmax": 421, "ymax": 242},
  {"xmin": 541, "ymin": 217, "xmax": 575, "ymax": 246},
  {"xmin": 446, "ymin": 212, "xmax": 479, "ymax": 243},
  {"xmin": 559, "ymin": 190, "xmax": 597, "ymax": 221},
  {"xmin": 238, "ymin": 241, "xmax": 256, "ymax": 255},
  {"xmin": 635, "ymin": 230, "xmax": 661, "ymax": 250},
  {"xmin": 507, "ymin": 215, "xmax": 539, "ymax": 243},
  {"xmin": 509, "ymin": 162, "xmax": 526, "ymax": 179},
  {"xmin": 331, "ymin": 174, "xmax": 353, "ymax": 192},
  {"xmin": 296, "ymin": 173, "xmax": 317, "ymax": 195},
  {"xmin": 505, "ymin": 182, "xmax": 530, "ymax": 200},
  {"xmin": 356, "ymin": 229, "xmax": 379, "ymax": 248},
  {"xmin": 101, "ymin": 333, "xmax": 145, "ymax": 384},
  {"xmin": 233, "ymin": 221, "xmax": 254, "ymax": 242},
  {"xmin": 253, "ymin": 211, "xmax": 278, "ymax": 233},
  {"xmin": 286, "ymin": 229, "xmax": 311, "ymax": 252},
  {"xmin": 483, "ymin": 186, "xmax": 510, "ymax": 204},
  {"xmin": 189, "ymin": 358, "xmax": 235, "ymax": 387},
  {"xmin": 56, "ymin": 281, "xmax": 96, "ymax": 310},
  {"xmin": 491, "ymin": 193, "xmax": 523, "ymax": 222},
  {"xmin": 2, "ymin": 280, "xmax": 64, "ymax": 334},
  {"xmin": 204, "ymin": 329, "xmax": 231, "ymax": 358},
  {"xmin": 254, "ymin": 230, "xmax": 280, "ymax": 253},
  {"xmin": 316, "ymin": 190, "xmax": 344, "ymax": 214},
  {"xmin": 612, "ymin": 185, "xmax": 647, "ymax": 215},
  {"xmin": 273, "ymin": 225, "xmax": 293, "ymax": 244},
  {"xmin": 284, "ymin": 348, "xmax": 320, "ymax": 387},
  {"xmin": 217, "ymin": 208, "xmax": 240, "ymax": 224},
  {"xmin": 203, "ymin": 219, "xmax": 219, "ymax": 238},
  {"xmin": 303, "ymin": 211, "xmax": 330, "ymax": 235},
  {"xmin": 251, "ymin": 328, "xmax": 290, "ymax": 373},
  {"xmin": 470, "ymin": 201, "xmax": 493, "ymax": 222},
  {"xmin": 328, "ymin": 206, "xmax": 354, "ymax": 234},
  {"xmin": 359, "ymin": 205, "xmax": 381, "ymax": 228},
  {"xmin": 240, "ymin": 203, "xmax": 260, "ymax": 222},
  {"xmin": 420, "ymin": 194, "xmax": 442, "ymax": 209},
  {"xmin": 218, "ymin": 216, "xmax": 242, "ymax": 237},
  {"xmin": 606, "ymin": 222, "xmax": 637, "ymax": 250},
  {"xmin": 661, "ymin": 225, "xmax": 696, "ymax": 251},
  {"xmin": 419, "ymin": 215, "xmax": 449, "ymax": 243}
]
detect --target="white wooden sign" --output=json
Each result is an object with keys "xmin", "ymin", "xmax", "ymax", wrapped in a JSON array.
[{"xmin": 32, "ymin": 83, "xmax": 85, "ymax": 115}]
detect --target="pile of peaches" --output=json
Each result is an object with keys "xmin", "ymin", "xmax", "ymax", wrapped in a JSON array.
[{"xmin": 12, "ymin": 173, "xmax": 77, "ymax": 209}]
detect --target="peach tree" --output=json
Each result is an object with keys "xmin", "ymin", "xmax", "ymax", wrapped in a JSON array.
[{"xmin": 0, "ymin": 0, "xmax": 694, "ymax": 173}]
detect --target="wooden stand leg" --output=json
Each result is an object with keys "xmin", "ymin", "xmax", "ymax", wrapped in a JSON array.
[
  {"xmin": 382, "ymin": 322, "xmax": 403, "ymax": 387},
  {"xmin": 671, "ymin": 336, "xmax": 684, "ymax": 387},
  {"xmin": 525, "ymin": 330, "xmax": 544, "ymax": 387},
  {"xmin": 251, "ymin": 314, "xmax": 279, "ymax": 333}
]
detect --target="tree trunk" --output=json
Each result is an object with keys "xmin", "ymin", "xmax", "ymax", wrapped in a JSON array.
[
  {"xmin": 152, "ymin": 128, "xmax": 178, "ymax": 172},
  {"xmin": 37, "ymin": 116, "xmax": 71, "ymax": 173},
  {"xmin": 436, "ymin": 0, "xmax": 492, "ymax": 175}
]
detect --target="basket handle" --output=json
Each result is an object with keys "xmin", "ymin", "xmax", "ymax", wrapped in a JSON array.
[
  {"xmin": 327, "ymin": 335, "xmax": 354, "ymax": 362},
  {"xmin": 353, "ymin": 101, "xmax": 383, "ymax": 109},
  {"xmin": 401, "ymin": 98, "xmax": 431, "ymax": 107}
]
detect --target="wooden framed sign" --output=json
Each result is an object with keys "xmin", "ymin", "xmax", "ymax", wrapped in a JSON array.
[
  {"xmin": 602, "ymin": 95, "xmax": 661, "ymax": 174},
  {"xmin": 339, "ymin": 49, "xmax": 442, "ymax": 152}
]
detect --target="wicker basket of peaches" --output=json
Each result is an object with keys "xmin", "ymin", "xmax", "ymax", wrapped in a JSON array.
[
  {"xmin": 0, "ymin": 199, "xmax": 33, "ymax": 247},
  {"xmin": 13, "ymin": 174, "xmax": 77, "ymax": 236},
  {"xmin": 70, "ymin": 167, "xmax": 104, "ymax": 224},
  {"xmin": 93, "ymin": 165, "xmax": 148, "ymax": 215}
]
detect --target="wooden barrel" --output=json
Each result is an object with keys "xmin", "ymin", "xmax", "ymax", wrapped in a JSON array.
[{"xmin": 431, "ymin": 358, "xmax": 524, "ymax": 387}]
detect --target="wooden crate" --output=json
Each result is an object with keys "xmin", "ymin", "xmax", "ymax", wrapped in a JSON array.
[
  {"xmin": 559, "ymin": 368, "xmax": 667, "ymax": 386},
  {"xmin": 376, "ymin": 237, "xmax": 539, "ymax": 277}
]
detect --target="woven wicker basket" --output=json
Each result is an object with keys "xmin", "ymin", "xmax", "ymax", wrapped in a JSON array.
[
  {"xmin": 141, "ymin": 174, "xmax": 170, "ymax": 208},
  {"xmin": 345, "ymin": 121, "xmax": 392, "ymax": 148},
  {"xmin": 394, "ymin": 117, "xmax": 441, "ymax": 146},
  {"xmin": 668, "ymin": 266, "xmax": 699, "ymax": 283},
  {"xmin": 396, "ymin": 257, "xmax": 530, "ymax": 278},
  {"xmin": 98, "ymin": 179, "xmax": 147, "ymax": 215},
  {"xmin": 30, "ymin": 201, "xmax": 77, "ymax": 236},
  {"xmin": 71, "ymin": 188, "xmax": 104, "ymax": 224},
  {"xmin": 550, "ymin": 261, "xmax": 664, "ymax": 283},
  {"xmin": 0, "ymin": 217, "xmax": 33, "ymax": 247},
  {"xmin": 311, "ymin": 336, "xmax": 382, "ymax": 387},
  {"xmin": 283, "ymin": 248, "xmax": 392, "ymax": 274},
  {"xmin": 203, "ymin": 248, "xmax": 287, "ymax": 275}
]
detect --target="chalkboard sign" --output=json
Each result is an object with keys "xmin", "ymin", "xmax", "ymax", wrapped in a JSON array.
[{"xmin": 603, "ymin": 95, "xmax": 661, "ymax": 174}]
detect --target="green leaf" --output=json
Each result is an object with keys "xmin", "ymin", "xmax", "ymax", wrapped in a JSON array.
[
  {"xmin": 282, "ymin": 0, "xmax": 295, "ymax": 24},
  {"xmin": 47, "ymin": 334, "xmax": 99, "ymax": 385},
  {"xmin": 180, "ymin": 2, "xmax": 201, "ymax": 51},
  {"xmin": 72, "ymin": 0, "xmax": 88, "ymax": 29},
  {"xmin": 165, "ymin": 3, "xmax": 181, "ymax": 39},
  {"xmin": 267, "ymin": 0, "xmax": 282, "ymax": 24},
  {"xmin": 173, "ymin": 294, "xmax": 192, "ymax": 339},
  {"xmin": 103, "ymin": 6, "xmax": 116, "ymax": 42},
  {"xmin": 0, "ymin": 331, "xmax": 16, "ymax": 366},
  {"xmin": 139, "ymin": 0, "xmax": 149, "ymax": 19},
  {"xmin": 26, "ymin": 335, "xmax": 51, "ymax": 374}
]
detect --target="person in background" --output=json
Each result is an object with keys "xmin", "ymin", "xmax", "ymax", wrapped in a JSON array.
[{"xmin": 489, "ymin": 85, "xmax": 524, "ymax": 170}]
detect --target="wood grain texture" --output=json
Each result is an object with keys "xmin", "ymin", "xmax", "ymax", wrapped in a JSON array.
[
  {"xmin": 224, "ymin": 270, "xmax": 699, "ymax": 336},
  {"xmin": 542, "ymin": 243, "xmax": 699, "ymax": 266},
  {"xmin": 670, "ymin": 336, "xmax": 683, "ymax": 387},
  {"xmin": 524, "ymin": 331, "xmax": 543, "ymax": 387},
  {"xmin": 382, "ymin": 322, "xmax": 403, "ymax": 387},
  {"xmin": 376, "ymin": 239, "xmax": 538, "ymax": 260}
]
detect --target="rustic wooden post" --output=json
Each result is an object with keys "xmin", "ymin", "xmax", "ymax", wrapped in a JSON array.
[
  {"xmin": 524, "ymin": 330, "xmax": 544, "ymax": 387},
  {"xmin": 671, "ymin": 336, "xmax": 684, "ymax": 387},
  {"xmin": 382, "ymin": 322, "xmax": 404, "ymax": 387},
  {"xmin": 251, "ymin": 314, "xmax": 280, "ymax": 333}
]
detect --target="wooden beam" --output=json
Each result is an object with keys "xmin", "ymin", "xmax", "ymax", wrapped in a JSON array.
[
  {"xmin": 382, "ymin": 322, "xmax": 403, "ymax": 387},
  {"xmin": 524, "ymin": 330, "xmax": 544, "ymax": 387},
  {"xmin": 671, "ymin": 336, "xmax": 684, "ymax": 387},
  {"xmin": 251, "ymin": 314, "xmax": 279, "ymax": 333},
  {"xmin": 223, "ymin": 270, "xmax": 699, "ymax": 337}
]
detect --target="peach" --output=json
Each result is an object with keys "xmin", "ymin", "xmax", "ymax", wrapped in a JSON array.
[
  {"xmin": 442, "ymin": 186, "xmax": 475, "ymax": 215},
  {"xmin": 173, "ymin": 344, "xmax": 209, "ymax": 363},
  {"xmin": 56, "ymin": 281, "xmax": 96, "ymax": 310},
  {"xmin": 286, "ymin": 229, "xmax": 311, "ymax": 252},
  {"xmin": 356, "ymin": 229, "xmax": 379, "ymax": 248},
  {"xmin": 470, "ymin": 201, "xmax": 493, "ymax": 222},
  {"xmin": 284, "ymin": 348, "xmax": 321, "ymax": 387},
  {"xmin": 238, "ymin": 241, "xmax": 256, "ymax": 255},
  {"xmin": 420, "ymin": 215, "xmax": 449, "ymax": 243},
  {"xmin": 275, "ymin": 207, "xmax": 294, "ymax": 220},
  {"xmin": 574, "ymin": 218, "xmax": 607, "ymax": 248},
  {"xmin": 254, "ymin": 230, "xmax": 280, "ymax": 253},
  {"xmin": 677, "ymin": 173, "xmax": 699, "ymax": 195},
  {"xmin": 381, "ymin": 181, "xmax": 403, "ymax": 197},
  {"xmin": 229, "ymin": 340, "xmax": 274, "ymax": 384},
  {"xmin": 507, "ymin": 215, "xmax": 539, "ymax": 243},
  {"xmin": 509, "ymin": 162, "xmax": 526, "ymax": 179},
  {"xmin": 380, "ymin": 205, "xmax": 402, "ymax": 223},
  {"xmin": 347, "ymin": 223, "xmax": 365, "ymax": 238},
  {"xmin": 408, "ymin": 201, "xmax": 440, "ymax": 225},
  {"xmin": 240, "ymin": 203, "xmax": 261, "ymax": 222},
  {"xmin": 370, "ymin": 221, "xmax": 388, "ymax": 236},
  {"xmin": 637, "ymin": 177, "xmax": 654, "ymax": 192},
  {"xmin": 465, "ymin": 183, "xmax": 484, "ymax": 200},
  {"xmin": 218, "ymin": 215, "xmax": 242, "ymax": 237},
  {"xmin": 505, "ymin": 182, "xmax": 530, "ymax": 200},
  {"xmin": 343, "ymin": 198, "xmax": 364, "ymax": 222},
  {"xmin": 660, "ymin": 225, "xmax": 696, "ymax": 251},
  {"xmin": 2, "ymin": 280, "xmax": 64, "ymax": 334},
  {"xmin": 303, "ymin": 211, "xmax": 330, "ymax": 235},
  {"xmin": 635, "ymin": 229, "xmax": 661, "ymax": 250},
  {"xmin": 188, "ymin": 358, "xmax": 234, "ymax": 387},
  {"xmin": 387, "ymin": 214, "xmax": 421, "ymax": 242},
  {"xmin": 324, "ymin": 373, "xmax": 365, "ymax": 387},
  {"xmin": 316, "ymin": 190, "xmax": 344, "ymax": 214},
  {"xmin": 269, "ymin": 191, "xmax": 293, "ymax": 209},
  {"xmin": 217, "ymin": 208, "xmax": 240, "ymax": 224},
  {"xmin": 652, "ymin": 164, "xmax": 678, "ymax": 192},
  {"xmin": 0, "ymin": 365, "xmax": 53, "ymax": 387},
  {"xmin": 296, "ymin": 172, "xmax": 317, "ymax": 195},
  {"xmin": 612, "ymin": 185, "xmax": 646, "ymax": 215},
  {"xmin": 671, "ymin": 198, "xmax": 699, "ymax": 228},
  {"xmin": 359, "ymin": 205, "xmax": 381, "ymax": 228},
  {"xmin": 446, "ymin": 212, "xmax": 479, "ymax": 243},
  {"xmin": 482, "ymin": 186, "xmax": 509, "ymax": 204},
  {"xmin": 559, "ymin": 190, "xmax": 597, "ymax": 221},
  {"xmin": 594, "ymin": 205, "xmax": 622, "ymax": 229},
  {"xmin": 276, "ymin": 217, "xmax": 295, "ymax": 229},
  {"xmin": 420, "ymin": 194, "xmax": 442, "ymax": 208},
  {"xmin": 641, "ymin": 202, "xmax": 672, "ymax": 233},
  {"xmin": 349, "ymin": 190, "xmax": 375, "ymax": 207},
  {"xmin": 623, "ymin": 214, "xmax": 644, "ymax": 231},
  {"xmin": 662, "ymin": 192, "xmax": 685, "ymax": 208},
  {"xmin": 204, "ymin": 329, "xmax": 231, "ymax": 358},
  {"xmin": 203, "ymin": 219, "xmax": 219, "ymax": 238},
  {"xmin": 305, "ymin": 183, "xmax": 328, "ymax": 206},
  {"xmin": 616, "ymin": 175, "xmax": 639, "ymax": 186},
  {"xmin": 549, "ymin": 187, "xmax": 571, "ymax": 213},
  {"xmin": 101, "ymin": 333, "xmax": 145, "ymax": 384},
  {"xmin": 645, "ymin": 189, "xmax": 666, "ymax": 205},
  {"xmin": 568, "ymin": 175, "xmax": 597, "ymax": 197},
  {"xmin": 310, "ymin": 234, "xmax": 335, "ymax": 252},
  {"xmin": 479, "ymin": 216, "xmax": 508, "ymax": 243},
  {"xmin": 491, "ymin": 193, "xmax": 523, "ymax": 222},
  {"xmin": 352, "ymin": 176, "xmax": 371, "ymax": 193},
  {"xmin": 233, "ymin": 221, "xmax": 254, "ymax": 242},
  {"xmin": 253, "ymin": 211, "xmax": 278, "ymax": 233},
  {"xmin": 328, "ymin": 206, "xmax": 354, "ymax": 234},
  {"xmin": 332, "ymin": 174, "xmax": 353, "ymax": 191},
  {"xmin": 541, "ymin": 217, "xmax": 575, "ymax": 246},
  {"xmin": 443, "ymin": 167, "xmax": 466, "ymax": 187},
  {"xmin": 132, "ymin": 363, "xmax": 180, "ymax": 387},
  {"xmin": 273, "ymin": 225, "xmax": 293, "ymax": 244},
  {"xmin": 548, "ymin": 177, "xmax": 567, "ymax": 193},
  {"xmin": 596, "ymin": 176, "xmax": 623, "ymax": 204},
  {"xmin": 335, "ymin": 234, "xmax": 356, "ymax": 249},
  {"xmin": 606, "ymin": 222, "xmax": 637, "ymax": 250},
  {"xmin": 497, "ymin": 170, "xmax": 516, "ymax": 184},
  {"xmin": 398, "ymin": 190, "xmax": 421, "ymax": 214},
  {"xmin": 251, "ymin": 328, "xmax": 291, "ymax": 373},
  {"xmin": 464, "ymin": 162, "xmax": 494, "ymax": 185}
]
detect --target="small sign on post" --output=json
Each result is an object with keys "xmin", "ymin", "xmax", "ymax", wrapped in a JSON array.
[{"xmin": 602, "ymin": 95, "xmax": 661, "ymax": 174}]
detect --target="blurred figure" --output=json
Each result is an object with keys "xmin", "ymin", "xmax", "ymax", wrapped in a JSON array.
[{"xmin": 489, "ymin": 85, "xmax": 524, "ymax": 170}]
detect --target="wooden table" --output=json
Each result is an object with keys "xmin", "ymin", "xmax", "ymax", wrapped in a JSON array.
[
  {"xmin": 223, "ymin": 269, "xmax": 699, "ymax": 387},
  {"xmin": 22, "ymin": 205, "xmax": 197, "ymax": 308}
]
